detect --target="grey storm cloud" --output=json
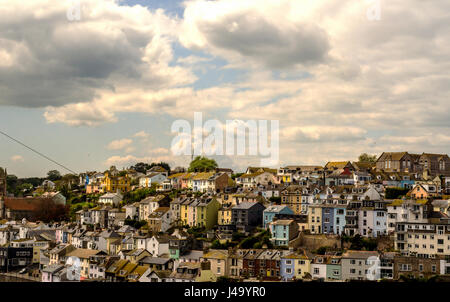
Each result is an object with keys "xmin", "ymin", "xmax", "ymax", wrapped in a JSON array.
[
  {"xmin": 0, "ymin": 1, "xmax": 190, "ymax": 108},
  {"xmin": 196, "ymin": 12, "xmax": 330, "ymax": 69}
]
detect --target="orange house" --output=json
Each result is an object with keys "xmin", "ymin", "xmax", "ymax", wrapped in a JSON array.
[{"xmin": 408, "ymin": 184, "xmax": 430, "ymax": 199}]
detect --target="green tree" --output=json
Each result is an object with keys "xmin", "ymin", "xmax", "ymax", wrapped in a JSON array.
[
  {"xmin": 130, "ymin": 162, "xmax": 152, "ymax": 174},
  {"xmin": 314, "ymin": 246, "xmax": 329, "ymax": 255},
  {"xmin": 385, "ymin": 187, "xmax": 410, "ymax": 199},
  {"xmin": 149, "ymin": 162, "xmax": 171, "ymax": 173},
  {"xmin": 188, "ymin": 156, "xmax": 218, "ymax": 172},
  {"xmin": 231, "ymin": 173, "xmax": 244, "ymax": 180},
  {"xmin": 269, "ymin": 197, "xmax": 281, "ymax": 204},
  {"xmin": 358, "ymin": 153, "xmax": 377, "ymax": 163},
  {"xmin": 47, "ymin": 170, "xmax": 62, "ymax": 181}
]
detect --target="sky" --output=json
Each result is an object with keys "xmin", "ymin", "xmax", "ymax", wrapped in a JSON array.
[{"xmin": 0, "ymin": 0, "xmax": 449, "ymax": 177}]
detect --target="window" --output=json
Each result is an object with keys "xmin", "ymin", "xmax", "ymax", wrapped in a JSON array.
[{"xmin": 400, "ymin": 264, "xmax": 412, "ymax": 271}]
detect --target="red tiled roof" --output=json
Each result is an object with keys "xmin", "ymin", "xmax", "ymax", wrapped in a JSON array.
[{"xmin": 4, "ymin": 197, "xmax": 48, "ymax": 211}]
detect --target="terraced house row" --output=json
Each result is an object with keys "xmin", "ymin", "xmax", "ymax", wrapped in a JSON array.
[{"xmin": 0, "ymin": 151, "xmax": 450, "ymax": 282}]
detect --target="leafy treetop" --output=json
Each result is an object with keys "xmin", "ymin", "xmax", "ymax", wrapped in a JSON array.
[{"xmin": 188, "ymin": 156, "xmax": 218, "ymax": 172}]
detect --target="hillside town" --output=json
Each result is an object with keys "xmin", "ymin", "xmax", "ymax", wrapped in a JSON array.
[{"xmin": 1, "ymin": 152, "xmax": 450, "ymax": 282}]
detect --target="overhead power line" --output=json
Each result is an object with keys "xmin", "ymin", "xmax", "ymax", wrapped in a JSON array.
[{"xmin": 0, "ymin": 129, "xmax": 77, "ymax": 175}]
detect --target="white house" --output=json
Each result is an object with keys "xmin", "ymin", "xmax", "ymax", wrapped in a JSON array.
[
  {"xmin": 146, "ymin": 235, "xmax": 170, "ymax": 256},
  {"xmin": 236, "ymin": 172, "xmax": 277, "ymax": 189},
  {"xmin": 386, "ymin": 199, "xmax": 428, "ymax": 233},
  {"xmin": 41, "ymin": 191, "xmax": 67, "ymax": 205},
  {"xmin": 123, "ymin": 203, "xmax": 139, "ymax": 220},
  {"xmin": 138, "ymin": 196, "xmax": 167, "ymax": 220},
  {"xmin": 41, "ymin": 180, "xmax": 56, "ymax": 190},
  {"xmin": 139, "ymin": 173, "xmax": 167, "ymax": 188},
  {"xmin": 311, "ymin": 256, "xmax": 328, "ymax": 280},
  {"xmin": 41, "ymin": 264, "xmax": 68, "ymax": 282},
  {"xmin": 99, "ymin": 192, "xmax": 123, "ymax": 206}
]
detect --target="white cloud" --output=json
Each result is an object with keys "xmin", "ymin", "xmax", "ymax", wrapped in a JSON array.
[
  {"xmin": 133, "ymin": 131, "xmax": 150, "ymax": 139},
  {"xmin": 150, "ymin": 147, "xmax": 169, "ymax": 155},
  {"xmin": 3, "ymin": 0, "xmax": 450, "ymax": 169},
  {"xmin": 107, "ymin": 138, "xmax": 133, "ymax": 150},
  {"xmin": 0, "ymin": 0, "xmax": 195, "ymax": 110},
  {"xmin": 180, "ymin": 0, "xmax": 331, "ymax": 69},
  {"xmin": 282, "ymin": 126, "xmax": 367, "ymax": 142}
]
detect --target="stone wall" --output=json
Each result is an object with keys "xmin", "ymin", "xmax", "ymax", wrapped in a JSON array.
[{"xmin": 292, "ymin": 232, "xmax": 342, "ymax": 251}]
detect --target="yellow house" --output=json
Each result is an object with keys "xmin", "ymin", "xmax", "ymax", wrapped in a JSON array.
[
  {"xmin": 49, "ymin": 244, "xmax": 76, "ymax": 265},
  {"xmin": 10, "ymin": 238, "xmax": 49, "ymax": 264},
  {"xmin": 282, "ymin": 175, "xmax": 291, "ymax": 183},
  {"xmin": 218, "ymin": 206, "xmax": 232, "ymax": 225},
  {"xmin": 202, "ymin": 250, "xmax": 229, "ymax": 277},
  {"xmin": 123, "ymin": 249, "xmax": 152, "ymax": 264},
  {"xmin": 195, "ymin": 198, "xmax": 220, "ymax": 229},
  {"xmin": 65, "ymin": 248, "xmax": 105, "ymax": 279},
  {"xmin": 281, "ymin": 185, "xmax": 304, "ymax": 215},
  {"xmin": 102, "ymin": 172, "xmax": 131, "ymax": 193},
  {"xmin": 180, "ymin": 198, "xmax": 192, "ymax": 226},
  {"xmin": 307, "ymin": 205, "xmax": 322, "ymax": 234},
  {"xmin": 101, "ymin": 230, "xmax": 122, "ymax": 255},
  {"xmin": 294, "ymin": 250, "xmax": 312, "ymax": 279},
  {"xmin": 108, "ymin": 238, "xmax": 122, "ymax": 255},
  {"xmin": 33, "ymin": 240, "xmax": 50, "ymax": 263}
]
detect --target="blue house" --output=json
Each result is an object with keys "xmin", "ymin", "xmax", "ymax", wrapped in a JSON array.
[
  {"xmin": 322, "ymin": 206, "xmax": 334, "ymax": 234},
  {"xmin": 263, "ymin": 205, "xmax": 295, "ymax": 229},
  {"xmin": 333, "ymin": 207, "xmax": 346, "ymax": 234},
  {"xmin": 269, "ymin": 219, "xmax": 299, "ymax": 246},
  {"xmin": 322, "ymin": 206, "xmax": 346, "ymax": 235},
  {"xmin": 280, "ymin": 253, "xmax": 297, "ymax": 281}
]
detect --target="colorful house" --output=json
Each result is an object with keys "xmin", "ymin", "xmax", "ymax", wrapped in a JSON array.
[
  {"xmin": 326, "ymin": 256, "xmax": 342, "ymax": 281},
  {"xmin": 218, "ymin": 205, "xmax": 233, "ymax": 226},
  {"xmin": 102, "ymin": 172, "xmax": 131, "ymax": 193},
  {"xmin": 269, "ymin": 219, "xmax": 299, "ymax": 247},
  {"xmin": 308, "ymin": 205, "xmax": 322, "ymax": 234},
  {"xmin": 263, "ymin": 205, "xmax": 295, "ymax": 229},
  {"xmin": 280, "ymin": 249, "xmax": 312, "ymax": 281}
]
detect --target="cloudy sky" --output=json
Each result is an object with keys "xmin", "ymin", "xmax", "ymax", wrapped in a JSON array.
[{"xmin": 0, "ymin": 0, "xmax": 449, "ymax": 177}]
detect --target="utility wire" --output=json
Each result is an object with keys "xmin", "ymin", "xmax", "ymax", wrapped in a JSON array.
[{"xmin": 0, "ymin": 129, "xmax": 77, "ymax": 175}]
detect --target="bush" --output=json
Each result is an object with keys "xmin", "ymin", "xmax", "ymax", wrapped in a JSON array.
[
  {"xmin": 314, "ymin": 246, "xmax": 329, "ymax": 255},
  {"xmin": 385, "ymin": 187, "xmax": 410, "ymax": 199},
  {"xmin": 122, "ymin": 187, "xmax": 156, "ymax": 204},
  {"xmin": 124, "ymin": 219, "xmax": 147, "ymax": 229},
  {"xmin": 348, "ymin": 235, "xmax": 377, "ymax": 251},
  {"xmin": 269, "ymin": 197, "xmax": 281, "ymax": 204}
]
